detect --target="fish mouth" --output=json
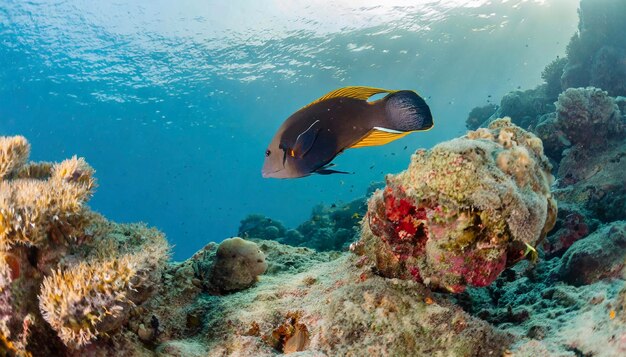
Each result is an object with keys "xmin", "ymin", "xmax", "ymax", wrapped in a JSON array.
[{"xmin": 262, "ymin": 168, "xmax": 284, "ymax": 178}]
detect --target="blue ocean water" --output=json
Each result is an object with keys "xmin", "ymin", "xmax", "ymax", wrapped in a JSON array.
[{"xmin": 0, "ymin": 0, "xmax": 579, "ymax": 260}]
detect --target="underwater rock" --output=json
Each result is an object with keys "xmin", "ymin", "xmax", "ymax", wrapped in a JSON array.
[
  {"xmin": 533, "ymin": 113, "xmax": 569, "ymax": 165},
  {"xmin": 541, "ymin": 204, "xmax": 597, "ymax": 258},
  {"xmin": 559, "ymin": 221, "xmax": 626, "ymax": 286},
  {"xmin": 358, "ymin": 118, "xmax": 557, "ymax": 293},
  {"xmin": 209, "ymin": 237, "xmax": 267, "ymax": 292},
  {"xmin": 554, "ymin": 139, "xmax": 626, "ymax": 223},
  {"xmin": 256, "ymin": 240, "xmax": 339, "ymax": 275}
]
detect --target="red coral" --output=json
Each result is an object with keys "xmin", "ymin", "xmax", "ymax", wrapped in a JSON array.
[
  {"xmin": 409, "ymin": 266, "xmax": 422, "ymax": 282},
  {"xmin": 372, "ymin": 187, "xmax": 430, "ymax": 261},
  {"xmin": 465, "ymin": 253, "xmax": 507, "ymax": 287}
]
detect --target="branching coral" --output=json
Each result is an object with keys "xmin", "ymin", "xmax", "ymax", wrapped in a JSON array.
[{"xmin": 358, "ymin": 118, "xmax": 556, "ymax": 293}]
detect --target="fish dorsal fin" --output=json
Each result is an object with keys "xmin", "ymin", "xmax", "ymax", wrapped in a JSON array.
[
  {"xmin": 292, "ymin": 120, "xmax": 321, "ymax": 158},
  {"xmin": 350, "ymin": 127, "xmax": 413, "ymax": 149},
  {"xmin": 304, "ymin": 86, "xmax": 397, "ymax": 110}
]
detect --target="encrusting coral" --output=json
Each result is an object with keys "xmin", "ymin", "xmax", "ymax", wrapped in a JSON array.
[
  {"xmin": 356, "ymin": 118, "xmax": 557, "ymax": 293},
  {"xmin": 0, "ymin": 135, "xmax": 169, "ymax": 355}
]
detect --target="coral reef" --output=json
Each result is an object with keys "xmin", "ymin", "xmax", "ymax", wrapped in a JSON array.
[
  {"xmin": 554, "ymin": 87, "xmax": 624, "ymax": 149},
  {"xmin": 466, "ymin": 86, "xmax": 554, "ymax": 131},
  {"xmin": 238, "ymin": 194, "xmax": 368, "ymax": 252},
  {"xmin": 357, "ymin": 118, "xmax": 556, "ymax": 293},
  {"xmin": 238, "ymin": 214, "xmax": 287, "ymax": 240},
  {"xmin": 562, "ymin": 0, "xmax": 626, "ymax": 96},
  {"xmin": 453, "ymin": 3, "xmax": 626, "ymax": 355},
  {"xmin": 553, "ymin": 135, "xmax": 626, "ymax": 223},
  {"xmin": 465, "ymin": 103, "xmax": 498, "ymax": 130},
  {"xmin": 0, "ymin": 136, "xmax": 169, "ymax": 355},
  {"xmin": 467, "ymin": 0, "xmax": 626, "ymax": 133},
  {"xmin": 541, "ymin": 57, "xmax": 568, "ymax": 101}
]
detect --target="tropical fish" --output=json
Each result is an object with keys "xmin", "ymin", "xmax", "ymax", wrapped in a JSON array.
[{"xmin": 262, "ymin": 86, "xmax": 433, "ymax": 178}]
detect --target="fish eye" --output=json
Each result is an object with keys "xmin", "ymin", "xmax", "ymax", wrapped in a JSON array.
[{"xmin": 265, "ymin": 149, "xmax": 271, "ymax": 157}]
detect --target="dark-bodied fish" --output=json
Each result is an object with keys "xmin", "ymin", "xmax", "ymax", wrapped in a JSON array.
[{"xmin": 262, "ymin": 86, "xmax": 433, "ymax": 178}]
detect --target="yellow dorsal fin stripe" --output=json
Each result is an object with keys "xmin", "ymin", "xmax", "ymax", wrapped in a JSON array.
[
  {"xmin": 302, "ymin": 86, "xmax": 398, "ymax": 110},
  {"xmin": 350, "ymin": 128, "xmax": 413, "ymax": 149}
]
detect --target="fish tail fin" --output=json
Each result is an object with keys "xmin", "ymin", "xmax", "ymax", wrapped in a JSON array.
[{"xmin": 384, "ymin": 90, "xmax": 433, "ymax": 132}]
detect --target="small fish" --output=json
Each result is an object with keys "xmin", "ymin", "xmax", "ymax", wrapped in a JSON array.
[
  {"xmin": 352, "ymin": 213, "xmax": 361, "ymax": 219},
  {"xmin": 262, "ymin": 86, "xmax": 433, "ymax": 178}
]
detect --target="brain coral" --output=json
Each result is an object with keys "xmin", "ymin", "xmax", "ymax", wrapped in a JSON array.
[
  {"xmin": 210, "ymin": 237, "xmax": 267, "ymax": 292},
  {"xmin": 358, "ymin": 118, "xmax": 557, "ymax": 293}
]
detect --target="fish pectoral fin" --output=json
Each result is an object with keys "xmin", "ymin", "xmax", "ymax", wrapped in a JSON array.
[
  {"xmin": 315, "ymin": 168, "xmax": 351, "ymax": 175},
  {"xmin": 292, "ymin": 120, "xmax": 321, "ymax": 158},
  {"xmin": 304, "ymin": 86, "xmax": 398, "ymax": 109},
  {"xmin": 350, "ymin": 127, "xmax": 412, "ymax": 149},
  {"xmin": 314, "ymin": 162, "xmax": 351, "ymax": 175}
]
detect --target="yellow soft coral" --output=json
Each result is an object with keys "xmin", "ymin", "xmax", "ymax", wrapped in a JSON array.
[
  {"xmin": 38, "ymin": 224, "xmax": 169, "ymax": 347},
  {"xmin": 0, "ymin": 135, "xmax": 170, "ymax": 354},
  {"xmin": 0, "ymin": 136, "xmax": 30, "ymax": 180},
  {"xmin": 39, "ymin": 256, "xmax": 137, "ymax": 347},
  {"xmin": 0, "ymin": 151, "xmax": 96, "ymax": 249}
]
